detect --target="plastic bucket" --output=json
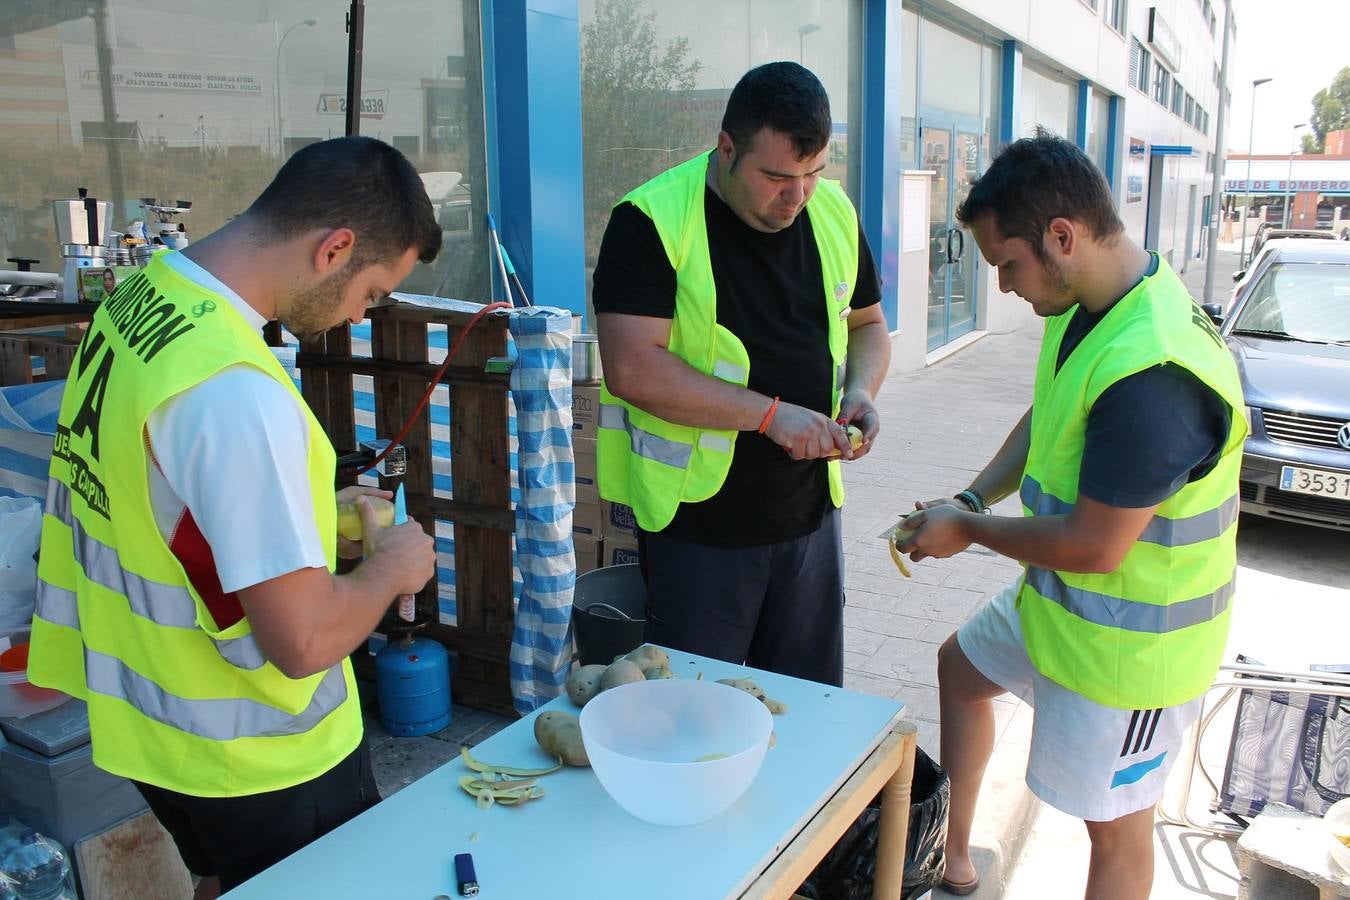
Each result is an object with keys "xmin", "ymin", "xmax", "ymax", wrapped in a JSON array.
[{"xmin": 573, "ymin": 564, "xmax": 647, "ymax": 666}]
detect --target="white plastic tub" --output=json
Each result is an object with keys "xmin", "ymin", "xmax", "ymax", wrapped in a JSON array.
[{"xmin": 0, "ymin": 628, "xmax": 71, "ymax": 719}]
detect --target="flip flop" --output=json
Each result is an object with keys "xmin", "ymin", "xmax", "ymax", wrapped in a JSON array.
[{"xmin": 938, "ymin": 873, "xmax": 980, "ymax": 896}]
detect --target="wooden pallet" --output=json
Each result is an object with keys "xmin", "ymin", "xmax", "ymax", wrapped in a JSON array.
[
  {"xmin": 0, "ymin": 328, "xmax": 85, "ymax": 386},
  {"xmin": 297, "ymin": 303, "xmax": 517, "ymax": 717}
]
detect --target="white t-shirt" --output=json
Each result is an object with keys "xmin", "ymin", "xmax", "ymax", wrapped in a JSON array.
[{"xmin": 145, "ymin": 252, "xmax": 326, "ymax": 596}]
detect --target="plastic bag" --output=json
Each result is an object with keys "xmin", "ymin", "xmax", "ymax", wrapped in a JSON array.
[
  {"xmin": 796, "ymin": 746, "xmax": 950, "ymax": 900},
  {"xmin": 0, "ymin": 497, "xmax": 42, "ymax": 631}
]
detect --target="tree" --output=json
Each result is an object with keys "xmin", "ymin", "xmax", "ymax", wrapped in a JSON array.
[
  {"xmin": 580, "ymin": 0, "xmax": 705, "ymax": 260},
  {"xmin": 1301, "ymin": 65, "xmax": 1350, "ymax": 154}
]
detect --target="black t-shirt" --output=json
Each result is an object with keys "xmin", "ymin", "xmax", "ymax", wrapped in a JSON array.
[
  {"xmin": 592, "ymin": 188, "xmax": 882, "ymax": 546},
  {"xmin": 1055, "ymin": 254, "xmax": 1232, "ymax": 508}
]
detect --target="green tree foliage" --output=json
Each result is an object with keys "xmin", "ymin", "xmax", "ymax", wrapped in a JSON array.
[
  {"xmin": 1301, "ymin": 65, "xmax": 1350, "ymax": 154},
  {"xmin": 580, "ymin": 0, "xmax": 707, "ymax": 260}
]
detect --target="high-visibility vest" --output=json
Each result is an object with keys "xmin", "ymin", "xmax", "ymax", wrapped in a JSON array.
[
  {"xmin": 1018, "ymin": 257, "xmax": 1247, "ymax": 710},
  {"xmin": 30, "ymin": 254, "xmax": 361, "ymax": 797},
  {"xmin": 596, "ymin": 152, "xmax": 858, "ymax": 533}
]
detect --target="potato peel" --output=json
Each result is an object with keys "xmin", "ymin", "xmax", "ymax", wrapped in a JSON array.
[
  {"xmin": 460, "ymin": 744, "xmax": 561, "ymax": 777},
  {"xmin": 888, "ymin": 537, "xmax": 912, "ymax": 578}
]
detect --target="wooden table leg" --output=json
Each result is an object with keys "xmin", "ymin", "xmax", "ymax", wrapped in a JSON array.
[{"xmin": 873, "ymin": 720, "xmax": 919, "ymax": 900}]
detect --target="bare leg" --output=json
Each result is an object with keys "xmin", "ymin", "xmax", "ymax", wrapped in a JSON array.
[
  {"xmin": 937, "ymin": 633, "xmax": 1006, "ymax": 888},
  {"xmin": 193, "ymin": 876, "xmax": 220, "ymax": 900},
  {"xmin": 1082, "ymin": 806, "xmax": 1156, "ymax": 900}
]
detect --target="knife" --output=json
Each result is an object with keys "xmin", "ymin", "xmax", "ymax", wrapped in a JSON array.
[{"xmin": 393, "ymin": 484, "xmax": 415, "ymax": 622}]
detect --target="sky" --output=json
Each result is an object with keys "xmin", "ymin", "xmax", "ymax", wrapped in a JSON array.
[{"xmin": 1224, "ymin": 0, "xmax": 1350, "ymax": 155}]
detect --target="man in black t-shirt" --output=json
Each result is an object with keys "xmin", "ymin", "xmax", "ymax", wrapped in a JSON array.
[{"xmin": 593, "ymin": 63, "xmax": 891, "ymax": 686}]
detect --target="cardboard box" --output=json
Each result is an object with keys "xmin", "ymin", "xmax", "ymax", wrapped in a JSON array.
[
  {"xmin": 572, "ymin": 500, "xmax": 603, "ymax": 538},
  {"xmin": 602, "ymin": 500, "xmax": 638, "ymax": 540},
  {"xmin": 573, "ymin": 438, "xmax": 598, "ymax": 505},
  {"xmin": 602, "ymin": 533, "xmax": 641, "ymax": 568},
  {"xmin": 574, "ymin": 534, "xmax": 602, "ymax": 576},
  {"xmin": 572, "ymin": 385, "xmax": 599, "ymax": 440}
]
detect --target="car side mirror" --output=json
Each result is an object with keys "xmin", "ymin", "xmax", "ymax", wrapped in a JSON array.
[
  {"xmin": 1231, "ymin": 270, "xmax": 1244, "ymax": 282},
  {"xmin": 1201, "ymin": 302, "xmax": 1224, "ymax": 325}
]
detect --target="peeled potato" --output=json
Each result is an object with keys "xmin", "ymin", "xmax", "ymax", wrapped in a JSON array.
[
  {"xmin": 827, "ymin": 425, "xmax": 865, "ymax": 457},
  {"xmin": 336, "ymin": 496, "xmax": 396, "ymax": 541}
]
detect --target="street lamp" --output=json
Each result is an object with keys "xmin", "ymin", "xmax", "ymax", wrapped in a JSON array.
[
  {"xmin": 274, "ymin": 19, "xmax": 316, "ymax": 157},
  {"xmin": 797, "ymin": 24, "xmax": 821, "ymax": 64},
  {"xmin": 1239, "ymin": 77, "xmax": 1272, "ymax": 269},
  {"xmin": 1283, "ymin": 122, "xmax": 1306, "ymax": 229}
]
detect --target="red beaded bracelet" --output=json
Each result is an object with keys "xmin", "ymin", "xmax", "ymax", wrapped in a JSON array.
[{"xmin": 757, "ymin": 396, "xmax": 780, "ymax": 434}]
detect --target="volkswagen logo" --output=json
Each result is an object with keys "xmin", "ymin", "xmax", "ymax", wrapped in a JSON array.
[{"xmin": 1339, "ymin": 421, "xmax": 1350, "ymax": 450}]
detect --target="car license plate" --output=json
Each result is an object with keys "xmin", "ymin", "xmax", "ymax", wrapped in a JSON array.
[{"xmin": 1279, "ymin": 465, "xmax": 1350, "ymax": 500}]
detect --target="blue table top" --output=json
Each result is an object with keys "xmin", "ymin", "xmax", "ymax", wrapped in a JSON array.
[{"xmin": 226, "ymin": 649, "xmax": 905, "ymax": 900}]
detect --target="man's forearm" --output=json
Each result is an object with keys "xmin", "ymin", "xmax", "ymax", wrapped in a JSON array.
[
  {"xmin": 607, "ymin": 349, "xmax": 773, "ymax": 431},
  {"xmin": 967, "ymin": 407, "xmax": 1032, "ymax": 506},
  {"xmin": 959, "ymin": 512, "xmax": 1115, "ymax": 574},
  {"xmin": 842, "ymin": 320, "xmax": 891, "ymax": 399}
]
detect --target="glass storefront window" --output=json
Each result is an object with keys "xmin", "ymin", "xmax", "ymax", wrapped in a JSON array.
[
  {"xmin": 1020, "ymin": 64, "xmax": 1075, "ymax": 141},
  {"xmin": 919, "ymin": 17, "xmax": 982, "ymax": 119},
  {"xmin": 578, "ymin": 0, "xmax": 865, "ymax": 268},
  {"xmin": 1087, "ymin": 90, "xmax": 1111, "ymax": 175},
  {"xmin": 363, "ymin": 1, "xmax": 488, "ymax": 298},
  {"xmin": 0, "ymin": 1, "xmax": 487, "ymax": 300}
]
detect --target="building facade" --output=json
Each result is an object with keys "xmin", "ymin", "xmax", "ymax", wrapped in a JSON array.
[{"xmin": 0, "ymin": 0, "xmax": 1229, "ymax": 366}]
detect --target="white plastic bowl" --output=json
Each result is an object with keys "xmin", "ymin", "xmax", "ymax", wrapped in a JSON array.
[
  {"xmin": 579, "ymin": 678, "xmax": 772, "ymax": 826},
  {"xmin": 1327, "ymin": 797, "xmax": 1350, "ymax": 873}
]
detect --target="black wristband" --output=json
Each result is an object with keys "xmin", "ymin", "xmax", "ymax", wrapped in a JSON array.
[{"xmin": 955, "ymin": 488, "xmax": 988, "ymax": 514}]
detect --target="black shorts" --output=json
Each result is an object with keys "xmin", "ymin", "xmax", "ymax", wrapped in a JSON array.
[{"xmin": 133, "ymin": 740, "xmax": 379, "ymax": 892}]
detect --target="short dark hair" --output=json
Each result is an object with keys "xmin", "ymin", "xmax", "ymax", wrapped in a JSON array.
[
  {"xmin": 956, "ymin": 133, "xmax": 1122, "ymax": 261},
  {"xmin": 721, "ymin": 62, "xmax": 831, "ymax": 162},
  {"xmin": 247, "ymin": 136, "xmax": 441, "ymax": 267}
]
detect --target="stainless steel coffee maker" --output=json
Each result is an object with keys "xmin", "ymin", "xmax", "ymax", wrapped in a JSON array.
[{"xmin": 53, "ymin": 187, "xmax": 112, "ymax": 302}]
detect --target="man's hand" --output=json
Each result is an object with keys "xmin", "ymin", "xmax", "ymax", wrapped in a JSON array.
[
  {"xmin": 356, "ymin": 496, "xmax": 436, "ymax": 596},
  {"xmin": 334, "ymin": 485, "xmax": 392, "ymax": 559},
  {"xmin": 896, "ymin": 500, "xmax": 974, "ymax": 562},
  {"xmin": 837, "ymin": 388, "xmax": 880, "ymax": 460},
  {"xmin": 766, "ymin": 402, "xmax": 855, "ymax": 460}
]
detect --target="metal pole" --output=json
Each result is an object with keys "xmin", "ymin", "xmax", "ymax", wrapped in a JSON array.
[
  {"xmin": 1283, "ymin": 123, "xmax": 1304, "ymax": 229},
  {"xmin": 92, "ymin": 0, "xmax": 125, "ymax": 219},
  {"xmin": 1239, "ymin": 77, "xmax": 1271, "ymax": 270},
  {"xmin": 1203, "ymin": 0, "xmax": 1232, "ymax": 302},
  {"xmin": 344, "ymin": 1, "xmax": 366, "ymax": 137},
  {"xmin": 275, "ymin": 21, "xmax": 315, "ymax": 159}
]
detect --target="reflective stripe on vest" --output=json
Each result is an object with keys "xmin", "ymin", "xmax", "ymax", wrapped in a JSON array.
[
  {"xmin": 44, "ymin": 479, "xmax": 267, "ymax": 671},
  {"xmin": 599, "ymin": 402, "xmax": 734, "ymax": 466},
  {"xmin": 1019, "ymin": 476, "xmax": 1240, "ymax": 547},
  {"xmin": 1023, "ymin": 565, "xmax": 1235, "ymax": 634},
  {"xmin": 83, "ymin": 647, "xmax": 348, "ymax": 740},
  {"xmin": 712, "ymin": 360, "xmax": 748, "ymax": 383}
]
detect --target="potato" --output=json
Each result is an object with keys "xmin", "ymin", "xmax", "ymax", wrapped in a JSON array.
[
  {"xmin": 600, "ymin": 658, "xmax": 645, "ymax": 691},
  {"xmin": 565, "ymin": 664, "xmax": 606, "ymax": 707},
  {"xmin": 643, "ymin": 665, "xmax": 675, "ymax": 680},
  {"xmin": 335, "ymin": 496, "xmax": 396, "ymax": 541},
  {"xmin": 533, "ymin": 711, "xmax": 589, "ymax": 766},
  {"xmin": 826, "ymin": 425, "xmax": 865, "ymax": 457},
  {"xmin": 624, "ymin": 645, "xmax": 670, "ymax": 671}
]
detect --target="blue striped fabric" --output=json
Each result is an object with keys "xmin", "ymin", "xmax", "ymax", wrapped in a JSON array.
[{"xmin": 505, "ymin": 307, "xmax": 575, "ymax": 712}]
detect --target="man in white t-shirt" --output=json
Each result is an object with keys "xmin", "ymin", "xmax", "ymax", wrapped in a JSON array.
[{"xmin": 32, "ymin": 136, "xmax": 444, "ymax": 899}]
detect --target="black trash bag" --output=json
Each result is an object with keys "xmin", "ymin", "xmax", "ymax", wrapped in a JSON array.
[{"xmin": 795, "ymin": 747, "xmax": 950, "ymax": 900}]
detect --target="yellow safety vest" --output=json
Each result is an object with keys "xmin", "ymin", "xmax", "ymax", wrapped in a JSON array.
[
  {"xmin": 30, "ymin": 254, "xmax": 362, "ymax": 797},
  {"xmin": 597, "ymin": 152, "xmax": 858, "ymax": 532},
  {"xmin": 1018, "ymin": 256, "xmax": 1247, "ymax": 709}
]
